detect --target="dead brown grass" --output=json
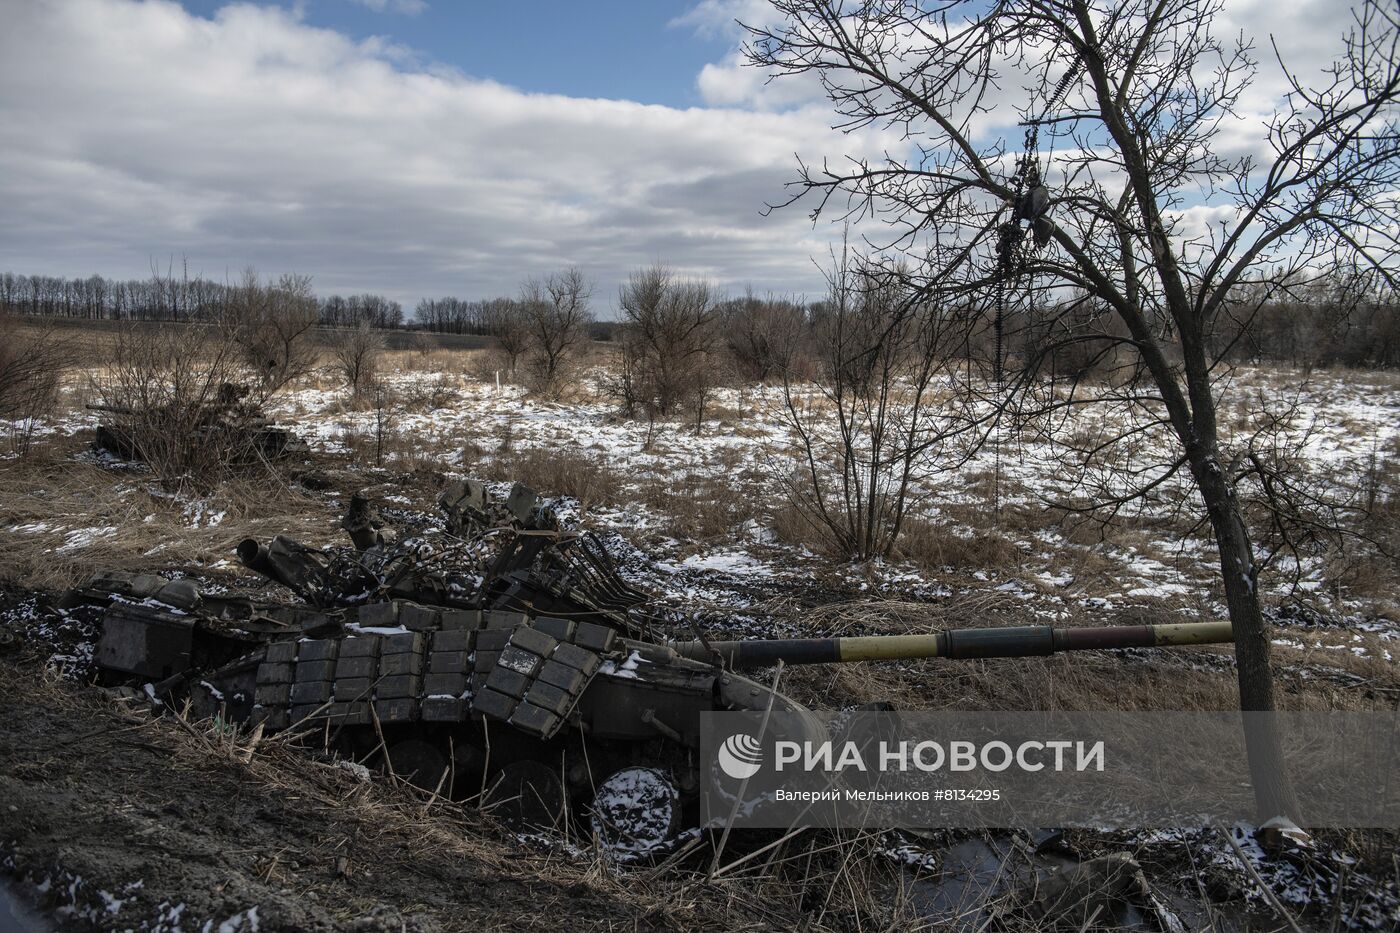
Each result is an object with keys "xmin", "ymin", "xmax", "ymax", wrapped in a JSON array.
[
  {"xmin": 895, "ymin": 516, "xmax": 1024, "ymax": 572},
  {"xmin": 383, "ymin": 346, "xmax": 496, "ymax": 376},
  {"xmin": 474, "ymin": 445, "xmax": 619, "ymax": 512},
  {"xmin": 0, "ymin": 438, "xmax": 333, "ymax": 590},
  {"xmin": 473, "ymin": 445, "xmax": 760, "ymax": 544}
]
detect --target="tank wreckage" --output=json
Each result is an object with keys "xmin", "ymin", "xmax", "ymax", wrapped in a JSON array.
[{"xmin": 65, "ymin": 479, "xmax": 1236, "ymax": 854}]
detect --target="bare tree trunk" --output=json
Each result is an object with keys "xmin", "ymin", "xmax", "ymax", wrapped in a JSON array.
[{"xmin": 1189, "ymin": 442, "xmax": 1302, "ymax": 822}]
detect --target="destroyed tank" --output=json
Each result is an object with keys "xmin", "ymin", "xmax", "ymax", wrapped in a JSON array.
[{"xmin": 67, "ymin": 479, "xmax": 1236, "ymax": 855}]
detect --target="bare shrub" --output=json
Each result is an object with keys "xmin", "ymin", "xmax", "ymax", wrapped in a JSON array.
[
  {"xmin": 722, "ymin": 293, "xmax": 812, "ymax": 383},
  {"xmin": 94, "ymin": 321, "xmax": 253, "ymax": 487},
  {"xmin": 396, "ymin": 373, "xmax": 458, "ymax": 412},
  {"xmin": 606, "ymin": 265, "xmax": 727, "ymax": 432},
  {"xmin": 781, "ymin": 253, "xmax": 969, "ymax": 561},
  {"xmin": 0, "ymin": 313, "xmax": 67, "ymax": 454},
  {"xmin": 330, "ymin": 320, "xmax": 384, "ymax": 397},
  {"xmin": 519, "ymin": 267, "xmax": 593, "ymax": 398},
  {"xmin": 221, "ymin": 269, "xmax": 320, "ymax": 398}
]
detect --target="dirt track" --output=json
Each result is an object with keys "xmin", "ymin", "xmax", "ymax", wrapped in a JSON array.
[{"xmin": 0, "ymin": 660, "xmax": 742, "ymax": 932}]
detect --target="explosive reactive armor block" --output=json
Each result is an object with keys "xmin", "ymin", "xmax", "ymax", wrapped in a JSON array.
[
  {"xmin": 484, "ymin": 610, "xmax": 528, "ymax": 630},
  {"xmin": 257, "ymin": 661, "xmax": 294, "ymax": 685},
  {"xmin": 379, "ymin": 652, "xmax": 423, "ymax": 677},
  {"xmin": 298, "ymin": 639, "xmax": 339, "ymax": 662},
  {"xmin": 424, "ymin": 672, "xmax": 468, "ymax": 696},
  {"xmin": 421, "ymin": 696, "xmax": 469, "ymax": 721},
  {"xmin": 244, "ymin": 604, "xmax": 619, "ymax": 738},
  {"xmin": 290, "ymin": 681, "xmax": 332, "ymax": 705},
  {"xmin": 339, "ymin": 636, "xmax": 381, "ymax": 658},
  {"xmin": 383, "ymin": 632, "xmax": 424, "ymax": 655},
  {"xmin": 398, "ymin": 603, "xmax": 440, "ymax": 632},
  {"xmin": 254, "ymin": 683, "xmax": 290, "ymax": 706},
  {"xmin": 295, "ymin": 659, "xmax": 335, "ymax": 682},
  {"xmin": 374, "ymin": 698, "xmax": 417, "ymax": 724},
  {"xmin": 355, "ymin": 602, "xmax": 398, "ymax": 628},
  {"xmin": 432, "ymin": 630, "xmax": 474, "ymax": 653},
  {"xmin": 439, "ymin": 609, "xmax": 482, "ymax": 631},
  {"xmin": 335, "ymin": 656, "xmax": 376, "ymax": 679},
  {"xmin": 264, "ymin": 642, "xmax": 298, "ymax": 664},
  {"xmin": 95, "ymin": 603, "xmax": 195, "ymax": 680},
  {"xmin": 467, "ymin": 621, "xmax": 606, "ymax": 739},
  {"xmin": 334, "ymin": 677, "xmax": 373, "ymax": 700},
  {"xmin": 533, "ymin": 617, "xmax": 576, "ymax": 642}
]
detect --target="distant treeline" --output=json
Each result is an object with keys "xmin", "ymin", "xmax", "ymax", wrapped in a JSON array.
[
  {"xmin": 1001, "ymin": 283, "xmax": 1400, "ymax": 375},
  {"xmin": 0, "ymin": 271, "xmax": 404, "ymax": 329},
  {"xmin": 4, "ymin": 268, "xmax": 1396, "ymax": 370},
  {"xmin": 1216, "ymin": 288, "xmax": 1400, "ymax": 370},
  {"xmin": 414, "ymin": 295, "xmax": 621, "ymax": 341}
]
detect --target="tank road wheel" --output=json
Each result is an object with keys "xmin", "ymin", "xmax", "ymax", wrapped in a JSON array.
[
  {"xmin": 386, "ymin": 738, "xmax": 449, "ymax": 793},
  {"xmin": 451, "ymin": 743, "xmax": 488, "ymax": 800},
  {"xmin": 483, "ymin": 760, "xmax": 566, "ymax": 832},
  {"xmin": 588, "ymin": 767, "xmax": 681, "ymax": 861}
]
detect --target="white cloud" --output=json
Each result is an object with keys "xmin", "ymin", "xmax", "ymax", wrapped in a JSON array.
[
  {"xmin": 349, "ymin": 0, "xmax": 427, "ymax": 15},
  {"xmin": 1, "ymin": 0, "xmax": 1361, "ymax": 315},
  {"xmin": 669, "ymin": 0, "xmax": 773, "ymax": 39},
  {"xmin": 0, "ymin": 0, "xmax": 896, "ymax": 311}
]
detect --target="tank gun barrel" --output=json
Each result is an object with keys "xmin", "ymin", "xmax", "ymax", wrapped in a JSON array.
[{"xmin": 670, "ymin": 621, "xmax": 1233, "ymax": 668}]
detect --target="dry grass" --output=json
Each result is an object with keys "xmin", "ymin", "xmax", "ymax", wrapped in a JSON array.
[
  {"xmin": 894, "ymin": 516, "xmax": 1024, "ymax": 572},
  {"xmin": 472, "ymin": 444, "xmax": 761, "ymax": 545},
  {"xmin": 473, "ymin": 445, "xmax": 619, "ymax": 512},
  {"xmin": 381, "ymin": 346, "xmax": 496, "ymax": 378},
  {"xmin": 0, "ymin": 438, "xmax": 333, "ymax": 590}
]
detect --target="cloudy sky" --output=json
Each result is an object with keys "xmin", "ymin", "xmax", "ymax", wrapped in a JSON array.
[{"xmin": 0, "ymin": 0, "xmax": 1351, "ymax": 315}]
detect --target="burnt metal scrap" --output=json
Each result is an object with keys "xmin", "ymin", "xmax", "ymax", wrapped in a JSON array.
[{"xmin": 66, "ymin": 478, "xmax": 1238, "ymax": 850}]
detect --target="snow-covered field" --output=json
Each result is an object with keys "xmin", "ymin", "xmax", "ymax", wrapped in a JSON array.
[
  {"xmin": 272, "ymin": 365, "xmax": 1400, "ymax": 631},
  {"xmin": 3, "ymin": 361, "xmax": 1398, "ymax": 663}
]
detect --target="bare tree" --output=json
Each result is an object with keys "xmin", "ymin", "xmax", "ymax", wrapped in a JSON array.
[
  {"xmin": 330, "ymin": 319, "xmax": 384, "ymax": 397},
  {"xmin": 520, "ymin": 267, "xmax": 593, "ymax": 397},
  {"xmin": 784, "ymin": 248, "xmax": 969, "ymax": 559},
  {"xmin": 609, "ymin": 265, "xmax": 727, "ymax": 431},
  {"xmin": 748, "ymin": 0, "xmax": 1400, "ymax": 820},
  {"xmin": 482, "ymin": 297, "xmax": 530, "ymax": 375},
  {"xmin": 723, "ymin": 292, "xmax": 812, "ymax": 383},
  {"xmin": 222, "ymin": 268, "xmax": 320, "ymax": 400}
]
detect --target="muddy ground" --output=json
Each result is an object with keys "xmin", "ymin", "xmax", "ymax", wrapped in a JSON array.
[{"xmin": 0, "ymin": 658, "xmax": 756, "ymax": 932}]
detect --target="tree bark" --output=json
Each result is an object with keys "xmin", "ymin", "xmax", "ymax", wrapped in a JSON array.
[{"xmin": 1189, "ymin": 445, "xmax": 1302, "ymax": 823}]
